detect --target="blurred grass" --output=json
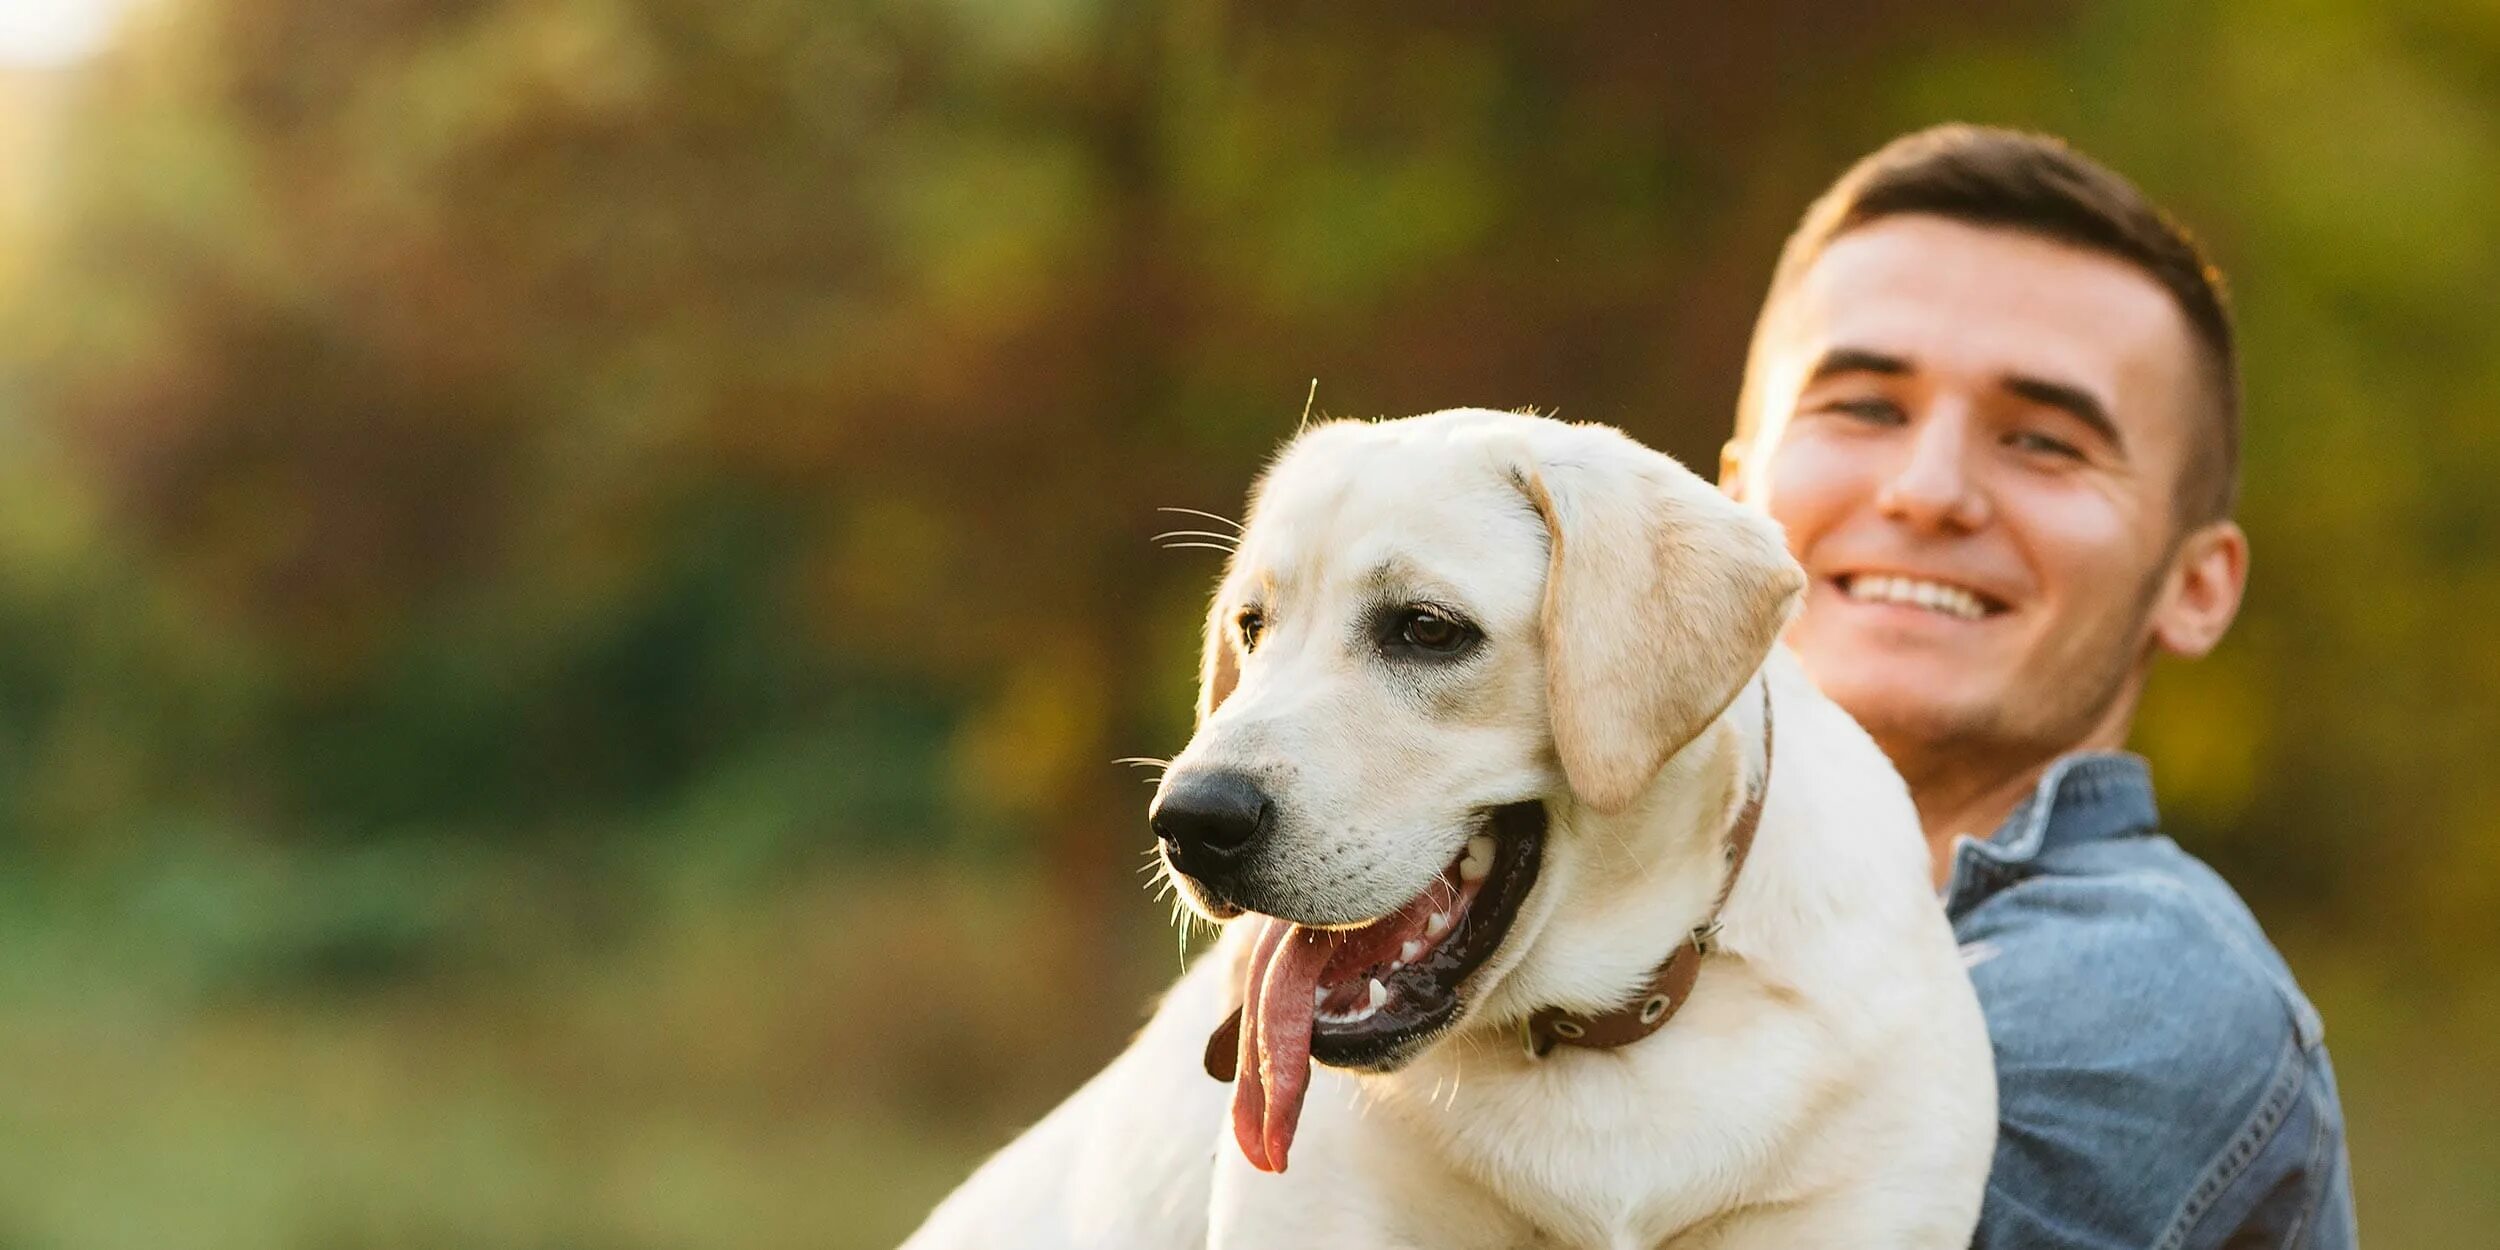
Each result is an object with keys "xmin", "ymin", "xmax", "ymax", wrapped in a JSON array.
[
  {"xmin": 0, "ymin": 847, "xmax": 2485, "ymax": 1248},
  {"xmin": 2292, "ymin": 947, "xmax": 2500, "ymax": 1250},
  {"xmin": 0, "ymin": 845, "xmax": 1189, "ymax": 1250}
]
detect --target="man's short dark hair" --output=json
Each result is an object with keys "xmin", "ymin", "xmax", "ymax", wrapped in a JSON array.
[{"xmin": 1733, "ymin": 124, "xmax": 2240, "ymax": 527}]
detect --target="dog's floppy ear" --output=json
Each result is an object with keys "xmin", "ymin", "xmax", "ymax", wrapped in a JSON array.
[
  {"xmin": 1197, "ymin": 579, "xmax": 1242, "ymax": 726},
  {"xmin": 1517, "ymin": 429, "xmax": 1804, "ymax": 813}
]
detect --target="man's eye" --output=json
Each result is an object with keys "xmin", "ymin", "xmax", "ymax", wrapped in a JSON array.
[
  {"xmin": 1396, "ymin": 608, "xmax": 1473, "ymax": 653},
  {"xmin": 1823, "ymin": 397, "xmax": 1906, "ymax": 425},
  {"xmin": 2006, "ymin": 430, "xmax": 2083, "ymax": 460},
  {"xmin": 1237, "ymin": 610, "xmax": 1264, "ymax": 653}
]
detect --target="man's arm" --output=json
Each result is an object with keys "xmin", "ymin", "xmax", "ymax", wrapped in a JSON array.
[{"xmin": 1958, "ymin": 871, "xmax": 2355, "ymax": 1250}]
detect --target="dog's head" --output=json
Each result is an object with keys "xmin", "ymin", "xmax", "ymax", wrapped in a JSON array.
[{"xmin": 1152, "ymin": 410, "xmax": 1802, "ymax": 1168}]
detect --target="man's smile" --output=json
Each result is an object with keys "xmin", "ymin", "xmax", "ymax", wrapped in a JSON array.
[{"xmin": 1826, "ymin": 571, "xmax": 2013, "ymax": 623}]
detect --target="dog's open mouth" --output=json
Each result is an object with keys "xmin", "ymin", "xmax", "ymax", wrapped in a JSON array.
[{"xmin": 1210, "ymin": 800, "xmax": 1545, "ymax": 1172}]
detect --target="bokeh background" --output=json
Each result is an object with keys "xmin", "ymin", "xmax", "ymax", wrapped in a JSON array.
[{"xmin": 1, "ymin": 1, "xmax": 2494, "ymax": 1246}]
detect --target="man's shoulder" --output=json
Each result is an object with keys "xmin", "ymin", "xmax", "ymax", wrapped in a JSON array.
[
  {"xmin": 1953, "ymin": 835, "xmax": 2352, "ymax": 1249},
  {"xmin": 1956, "ymin": 834, "xmax": 2321, "ymax": 1074}
]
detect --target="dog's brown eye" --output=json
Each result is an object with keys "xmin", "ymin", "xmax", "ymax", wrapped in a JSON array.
[
  {"xmin": 1400, "ymin": 609, "xmax": 1465, "ymax": 652},
  {"xmin": 1237, "ymin": 609, "xmax": 1264, "ymax": 653}
]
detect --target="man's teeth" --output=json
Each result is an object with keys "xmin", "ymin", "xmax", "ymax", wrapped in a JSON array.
[
  {"xmin": 1844, "ymin": 574, "xmax": 1988, "ymax": 620},
  {"xmin": 1458, "ymin": 835, "xmax": 1495, "ymax": 882}
]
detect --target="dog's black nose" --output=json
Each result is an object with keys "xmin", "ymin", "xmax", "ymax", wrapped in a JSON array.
[{"xmin": 1151, "ymin": 770, "xmax": 1271, "ymax": 865}]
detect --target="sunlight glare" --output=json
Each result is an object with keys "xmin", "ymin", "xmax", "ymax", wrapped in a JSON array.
[{"xmin": 0, "ymin": 0, "xmax": 129, "ymax": 69}]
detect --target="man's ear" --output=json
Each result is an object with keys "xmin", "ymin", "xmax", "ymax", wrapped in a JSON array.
[
  {"xmin": 1717, "ymin": 437, "xmax": 1748, "ymax": 501},
  {"xmin": 1519, "ymin": 429, "xmax": 1806, "ymax": 813},
  {"xmin": 1196, "ymin": 580, "xmax": 1242, "ymax": 726},
  {"xmin": 2152, "ymin": 520, "xmax": 2248, "ymax": 659}
]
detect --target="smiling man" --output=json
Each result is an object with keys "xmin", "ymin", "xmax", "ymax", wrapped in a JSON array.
[{"xmin": 1719, "ymin": 126, "xmax": 2358, "ymax": 1248}]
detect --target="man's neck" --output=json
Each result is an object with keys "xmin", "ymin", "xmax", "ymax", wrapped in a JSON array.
[
  {"xmin": 1899, "ymin": 759, "xmax": 2051, "ymax": 889},
  {"xmin": 1890, "ymin": 691, "xmax": 2144, "ymax": 889}
]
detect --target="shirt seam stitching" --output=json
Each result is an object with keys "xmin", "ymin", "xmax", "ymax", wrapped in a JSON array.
[
  {"xmin": 2154, "ymin": 1030, "xmax": 2306, "ymax": 1250},
  {"xmin": 2284, "ymin": 1077, "xmax": 2335, "ymax": 1247}
]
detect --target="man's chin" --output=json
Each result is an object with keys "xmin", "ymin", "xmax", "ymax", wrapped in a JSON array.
[{"xmin": 1802, "ymin": 666, "xmax": 2003, "ymax": 753}]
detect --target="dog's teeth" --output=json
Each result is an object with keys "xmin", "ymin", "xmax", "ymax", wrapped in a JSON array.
[
  {"xmin": 1426, "ymin": 911, "xmax": 1452, "ymax": 939},
  {"xmin": 1459, "ymin": 835, "xmax": 1495, "ymax": 882},
  {"xmin": 1329, "ymin": 979, "xmax": 1391, "ymax": 1025},
  {"xmin": 1315, "ymin": 986, "xmax": 1331, "ymax": 1007},
  {"xmin": 1399, "ymin": 939, "xmax": 1425, "ymax": 965}
]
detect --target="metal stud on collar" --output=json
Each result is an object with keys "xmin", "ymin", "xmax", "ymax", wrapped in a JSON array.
[
  {"xmin": 1521, "ymin": 1017, "xmax": 1553, "ymax": 1060},
  {"xmin": 1510, "ymin": 681, "xmax": 1773, "ymax": 1065}
]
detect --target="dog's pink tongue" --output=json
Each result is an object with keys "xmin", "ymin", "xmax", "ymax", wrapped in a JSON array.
[{"xmin": 1231, "ymin": 917, "xmax": 1336, "ymax": 1173}]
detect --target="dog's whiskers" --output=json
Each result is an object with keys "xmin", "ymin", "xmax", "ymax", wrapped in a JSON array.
[
  {"xmin": 1601, "ymin": 822, "xmax": 1659, "ymax": 886},
  {"xmin": 1151, "ymin": 529, "xmax": 1242, "ymax": 549},
  {"xmin": 1155, "ymin": 505, "xmax": 1242, "ymax": 532},
  {"xmin": 1155, "ymin": 541, "xmax": 1239, "ymax": 555}
]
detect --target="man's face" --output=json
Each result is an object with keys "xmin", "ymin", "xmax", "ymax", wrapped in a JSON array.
[{"xmin": 1725, "ymin": 215, "xmax": 2227, "ymax": 768}]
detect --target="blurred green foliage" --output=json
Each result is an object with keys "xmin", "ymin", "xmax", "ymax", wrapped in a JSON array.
[{"xmin": 0, "ymin": 0, "xmax": 2495, "ymax": 1246}]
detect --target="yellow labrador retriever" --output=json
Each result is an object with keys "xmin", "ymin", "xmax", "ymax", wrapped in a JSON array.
[{"xmin": 905, "ymin": 409, "xmax": 1993, "ymax": 1248}]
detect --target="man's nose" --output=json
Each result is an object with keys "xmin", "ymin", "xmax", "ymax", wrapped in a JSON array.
[
  {"xmin": 1150, "ymin": 770, "xmax": 1272, "ymax": 878},
  {"xmin": 1875, "ymin": 407, "xmax": 1991, "ymax": 532}
]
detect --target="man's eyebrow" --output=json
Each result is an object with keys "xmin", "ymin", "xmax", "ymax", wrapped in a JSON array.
[
  {"xmin": 1805, "ymin": 347, "xmax": 1912, "ymax": 384},
  {"xmin": 2002, "ymin": 374, "xmax": 2125, "ymax": 455}
]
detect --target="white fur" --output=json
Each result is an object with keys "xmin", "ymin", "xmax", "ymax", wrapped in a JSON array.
[{"xmin": 905, "ymin": 410, "xmax": 1994, "ymax": 1249}]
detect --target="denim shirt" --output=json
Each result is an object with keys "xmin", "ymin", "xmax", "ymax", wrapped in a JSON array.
[{"xmin": 1944, "ymin": 753, "xmax": 2358, "ymax": 1250}]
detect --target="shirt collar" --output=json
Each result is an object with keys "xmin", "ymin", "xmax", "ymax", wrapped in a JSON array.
[{"xmin": 1943, "ymin": 752, "xmax": 2161, "ymax": 906}]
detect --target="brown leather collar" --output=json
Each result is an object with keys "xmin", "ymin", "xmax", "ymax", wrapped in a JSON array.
[{"xmin": 1520, "ymin": 680, "xmax": 1774, "ymax": 1059}]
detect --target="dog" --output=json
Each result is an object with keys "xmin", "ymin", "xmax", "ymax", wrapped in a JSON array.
[{"xmin": 904, "ymin": 409, "xmax": 1994, "ymax": 1248}]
